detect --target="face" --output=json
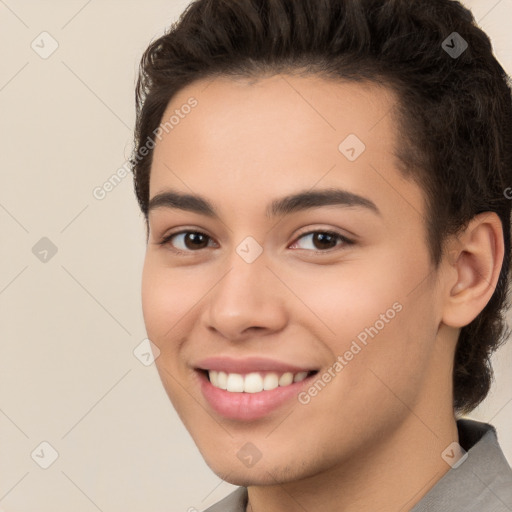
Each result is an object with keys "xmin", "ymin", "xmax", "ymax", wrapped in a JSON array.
[{"xmin": 142, "ymin": 74, "xmax": 449, "ymax": 485}]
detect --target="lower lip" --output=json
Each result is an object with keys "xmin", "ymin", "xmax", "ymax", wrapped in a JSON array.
[{"xmin": 198, "ymin": 371, "xmax": 314, "ymax": 421}]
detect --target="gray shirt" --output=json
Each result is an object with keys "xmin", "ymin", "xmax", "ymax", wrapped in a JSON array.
[{"xmin": 203, "ymin": 419, "xmax": 512, "ymax": 511}]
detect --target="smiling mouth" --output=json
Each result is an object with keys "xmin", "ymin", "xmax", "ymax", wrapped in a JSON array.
[{"xmin": 203, "ymin": 369, "xmax": 319, "ymax": 393}]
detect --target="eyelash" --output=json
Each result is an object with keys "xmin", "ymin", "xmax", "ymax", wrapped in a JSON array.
[{"xmin": 157, "ymin": 229, "xmax": 354, "ymax": 256}]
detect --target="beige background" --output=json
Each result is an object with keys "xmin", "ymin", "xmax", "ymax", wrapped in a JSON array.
[{"xmin": 0, "ymin": 1, "xmax": 511, "ymax": 510}]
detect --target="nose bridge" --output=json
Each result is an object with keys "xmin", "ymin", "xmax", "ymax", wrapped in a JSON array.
[
  {"xmin": 214, "ymin": 241, "xmax": 270, "ymax": 309},
  {"xmin": 204, "ymin": 240, "xmax": 286, "ymax": 337}
]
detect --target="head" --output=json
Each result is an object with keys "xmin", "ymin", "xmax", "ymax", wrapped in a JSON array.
[{"xmin": 132, "ymin": 0, "xmax": 512, "ymax": 485}]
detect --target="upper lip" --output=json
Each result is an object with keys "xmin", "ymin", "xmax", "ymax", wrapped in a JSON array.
[{"xmin": 194, "ymin": 356, "xmax": 317, "ymax": 374}]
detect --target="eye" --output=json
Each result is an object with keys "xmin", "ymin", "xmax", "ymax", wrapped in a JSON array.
[
  {"xmin": 289, "ymin": 230, "xmax": 353, "ymax": 252},
  {"xmin": 159, "ymin": 231, "xmax": 216, "ymax": 254},
  {"xmin": 158, "ymin": 229, "xmax": 353, "ymax": 255}
]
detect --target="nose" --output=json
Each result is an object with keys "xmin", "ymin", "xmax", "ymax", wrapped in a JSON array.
[{"xmin": 203, "ymin": 250, "xmax": 288, "ymax": 341}]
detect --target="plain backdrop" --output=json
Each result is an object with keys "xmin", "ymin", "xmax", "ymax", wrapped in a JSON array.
[{"xmin": 0, "ymin": 1, "xmax": 511, "ymax": 511}]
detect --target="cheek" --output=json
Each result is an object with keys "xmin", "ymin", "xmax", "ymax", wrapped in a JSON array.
[
  {"xmin": 141, "ymin": 255, "xmax": 201, "ymax": 344},
  {"xmin": 334, "ymin": 290, "xmax": 437, "ymax": 422},
  {"xmin": 141, "ymin": 258, "xmax": 169, "ymax": 340},
  {"xmin": 281, "ymin": 255, "xmax": 406, "ymax": 344},
  {"xmin": 141, "ymin": 257, "xmax": 205, "ymax": 413},
  {"xmin": 298, "ymin": 248, "xmax": 435, "ymax": 388}
]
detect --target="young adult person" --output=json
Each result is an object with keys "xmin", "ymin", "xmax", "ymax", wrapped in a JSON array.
[{"xmin": 131, "ymin": 1, "xmax": 512, "ymax": 510}]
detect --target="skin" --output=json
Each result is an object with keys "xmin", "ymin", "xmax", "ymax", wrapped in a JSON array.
[{"xmin": 141, "ymin": 74, "xmax": 503, "ymax": 512}]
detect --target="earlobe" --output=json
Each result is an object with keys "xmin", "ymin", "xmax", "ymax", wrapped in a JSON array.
[{"xmin": 442, "ymin": 212, "xmax": 504, "ymax": 328}]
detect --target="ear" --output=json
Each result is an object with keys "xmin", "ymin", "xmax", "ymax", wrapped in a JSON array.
[{"xmin": 442, "ymin": 212, "xmax": 504, "ymax": 328}]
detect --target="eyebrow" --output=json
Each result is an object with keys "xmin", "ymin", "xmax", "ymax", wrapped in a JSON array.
[{"xmin": 147, "ymin": 188, "xmax": 381, "ymax": 219}]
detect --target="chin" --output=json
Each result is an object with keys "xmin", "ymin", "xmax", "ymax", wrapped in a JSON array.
[
  {"xmin": 212, "ymin": 469, "xmax": 292, "ymax": 487},
  {"xmin": 202, "ymin": 452, "xmax": 308, "ymax": 487}
]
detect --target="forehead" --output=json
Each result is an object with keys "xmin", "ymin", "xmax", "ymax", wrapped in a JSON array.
[
  {"xmin": 149, "ymin": 74, "xmax": 425, "ymax": 223},
  {"xmin": 157, "ymin": 74, "xmax": 396, "ymax": 162}
]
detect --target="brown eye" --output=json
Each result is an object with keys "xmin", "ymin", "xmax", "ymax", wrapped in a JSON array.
[
  {"xmin": 290, "ymin": 230, "xmax": 353, "ymax": 252},
  {"xmin": 182, "ymin": 232, "xmax": 210, "ymax": 250},
  {"xmin": 311, "ymin": 232, "xmax": 339, "ymax": 250},
  {"xmin": 160, "ymin": 231, "xmax": 213, "ymax": 252}
]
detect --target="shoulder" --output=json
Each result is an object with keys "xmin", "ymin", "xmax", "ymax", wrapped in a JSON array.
[
  {"xmin": 202, "ymin": 487, "xmax": 248, "ymax": 512},
  {"xmin": 412, "ymin": 419, "xmax": 512, "ymax": 512}
]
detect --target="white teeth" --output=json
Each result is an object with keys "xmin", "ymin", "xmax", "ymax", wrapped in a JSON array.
[
  {"xmin": 208, "ymin": 370, "xmax": 311, "ymax": 393},
  {"xmin": 263, "ymin": 373, "xmax": 279, "ymax": 391},
  {"xmin": 226, "ymin": 373, "xmax": 244, "ymax": 392},
  {"xmin": 209, "ymin": 370, "xmax": 219, "ymax": 387},
  {"xmin": 244, "ymin": 372, "xmax": 264, "ymax": 393},
  {"xmin": 278, "ymin": 372, "xmax": 294, "ymax": 386},
  {"xmin": 217, "ymin": 371, "xmax": 228, "ymax": 390},
  {"xmin": 293, "ymin": 371, "xmax": 308, "ymax": 383}
]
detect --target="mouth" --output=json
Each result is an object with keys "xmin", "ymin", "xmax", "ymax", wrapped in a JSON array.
[{"xmin": 194, "ymin": 360, "xmax": 320, "ymax": 421}]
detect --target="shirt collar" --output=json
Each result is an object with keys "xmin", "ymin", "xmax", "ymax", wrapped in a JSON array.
[{"xmin": 411, "ymin": 419, "xmax": 512, "ymax": 511}]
